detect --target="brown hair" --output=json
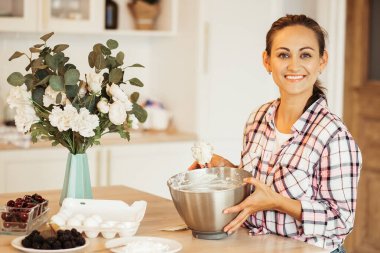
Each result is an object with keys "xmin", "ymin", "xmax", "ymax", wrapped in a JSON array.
[{"xmin": 266, "ymin": 14, "xmax": 328, "ymax": 111}]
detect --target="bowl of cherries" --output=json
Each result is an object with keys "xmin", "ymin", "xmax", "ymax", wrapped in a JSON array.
[{"xmin": 1, "ymin": 193, "xmax": 49, "ymax": 235}]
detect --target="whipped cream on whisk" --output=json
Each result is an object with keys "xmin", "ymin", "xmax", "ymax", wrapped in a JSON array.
[{"xmin": 191, "ymin": 141, "xmax": 214, "ymax": 166}]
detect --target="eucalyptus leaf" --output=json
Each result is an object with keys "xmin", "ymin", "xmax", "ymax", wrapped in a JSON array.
[
  {"xmin": 132, "ymin": 103, "xmax": 147, "ymax": 123},
  {"xmin": 35, "ymin": 69, "xmax": 50, "ymax": 80},
  {"xmin": 40, "ymin": 32, "xmax": 54, "ymax": 42},
  {"xmin": 106, "ymin": 57, "xmax": 117, "ymax": 68},
  {"xmin": 128, "ymin": 63, "xmax": 145, "ymax": 68},
  {"xmin": 36, "ymin": 75, "xmax": 50, "ymax": 86},
  {"xmin": 95, "ymin": 54, "xmax": 106, "ymax": 70},
  {"xmin": 53, "ymin": 44, "xmax": 69, "ymax": 53},
  {"xmin": 29, "ymin": 47, "xmax": 41, "ymax": 53},
  {"xmin": 93, "ymin": 43, "xmax": 103, "ymax": 54},
  {"xmin": 66, "ymin": 84, "xmax": 79, "ymax": 98},
  {"xmin": 101, "ymin": 45, "xmax": 111, "ymax": 56},
  {"xmin": 34, "ymin": 43, "xmax": 45, "ymax": 48},
  {"xmin": 88, "ymin": 51, "xmax": 95, "ymax": 68},
  {"xmin": 7, "ymin": 72, "xmax": 26, "ymax": 86},
  {"xmin": 116, "ymin": 52, "xmax": 124, "ymax": 65},
  {"xmin": 64, "ymin": 63, "xmax": 77, "ymax": 71},
  {"xmin": 109, "ymin": 68, "xmax": 123, "ymax": 83},
  {"xmin": 129, "ymin": 77, "xmax": 144, "ymax": 87},
  {"xmin": 32, "ymin": 87, "xmax": 45, "ymax": 106},
  {"xmin": 24, "ymin": 74, "xmax": 35, "ymax": 90},
  {"xmin": 106, "ymin": 39, "xmax": 118, "ymax": 50},
  {"xmin": 45, "ymin": 54, "xmax": 57, "ymax": 71},
  {"xmin": 56, "ymin": 92, "xmax": 62, "ymax": 104},
  {"xmin": 9, "ymin": 51, "xmax": 24, "ymax": 61},
  {"xmin": 130, "ymin": 92, "xmax": 139, "ymax": 103},
  {"xmin": 64, "ymin": 69, "xmax": 80, "ymax": 86},
  {"xmin": 49, "ymin": 75, "xmax": 64, "ymax": 91},
  {"xmin": 25, "ymin": 62, "xmax": 32, "ymax": 72}
]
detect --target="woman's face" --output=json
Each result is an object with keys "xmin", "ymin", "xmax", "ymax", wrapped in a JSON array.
[{"xmin": 263, "ymin": 25, "xmax": 328, "ymax": 100}]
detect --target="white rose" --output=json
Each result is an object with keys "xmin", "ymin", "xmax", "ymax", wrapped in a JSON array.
[
  {"xmin": 87, "ymin": 72, "xmax": 103, "ymax": 95},
  {"xmin": 109, "ymin": 101, "xmax": 127, "ymax": 125},
  {"xmin": 7, "ymin": 84, "xmax": 31, "ymax": 109},
  {"xmin": 128, "ymin": 114, "xmax": 139, "ymax": 129},
  {"xmin": 14, "ymin": 105, "xmax": 39, "ymax": 133},
  {"xmin": 71, "ymin": 108, "xmax": 99, "ymax": 137},
  {"xmin": 43, "ymin": 86, "xmax": 67, "ymax": 107},
  {"xmin": 109, "ymin": 83, "xmax": 128, "ymax": 102},
  {"xmin": 49, "ymin": 104, "xmax": 78, "ymax": 132},
  {"xmin": 97, "ymin": 98, "xmax": 109, "ymax": 114}
]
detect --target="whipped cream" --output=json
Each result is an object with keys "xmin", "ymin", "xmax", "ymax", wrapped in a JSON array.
[
  {"xmin": 191, "ymin": 141, "xmax": 213, "ymax": 165},
  {"xmin": 123, "ymin": 241, "xmax": 170, "ymax": 253}
]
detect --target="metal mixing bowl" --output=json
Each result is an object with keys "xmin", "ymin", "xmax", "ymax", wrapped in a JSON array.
[{"xmin": 167, "ymin": 167, "xmax": 252, "ymax": 240}]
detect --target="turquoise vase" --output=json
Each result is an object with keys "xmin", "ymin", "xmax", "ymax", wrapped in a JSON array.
[{"xmin": 59, "ymin": 153, "xmax": 93, "ymax": 205}]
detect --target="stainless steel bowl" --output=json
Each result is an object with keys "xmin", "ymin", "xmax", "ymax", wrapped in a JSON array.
[{"xmin": 167, "ymin": 167, "xmax": 252, "ymax": 240}]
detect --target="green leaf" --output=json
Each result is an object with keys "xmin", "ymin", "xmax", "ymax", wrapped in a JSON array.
[
  {"xmin": 66, "ymin": 84, "xmax": 79, "ymax": 98},
  {"xmin": 56, "ymin": 92, "xmax": 62, "ymax": 104},
  {"xmin": 129, "ymin": 77, "xmax": 144, "ymax": 87},
  {"xmin": 53, "ymin": 44, "xmax": 69, "ymax": 53},
  {"xmin": 35, "ymin": 69, "xmax": 50, "ymax": 80},
  {"xmin": 32, "ymin": 87, "xmax": 45, "ymax": 106},
  {"xmin": 94, "ymin": 53, "xmax": 106, "ymax": 70},
  {"xmin": 24, "ymin": 74, "xmax": 35, "ymax": 90},
  {"xmin": 9, "ymin": 51, "xmax": 24, "ymax": 61},
  {"xmin": 35, "ymin": 75, "xmax": 50, "ymax": 86},
  {"xmin": 116, "ymin": 52, "xmax": 124, "ymax": 65},
  {"xmin": 64, "ymin": 69, "xmax": 80, "ymax": 86},
  {"xmin": 130, "ymin": 92, "xmax": 140, "ymax": 103},
  {"xmin": 93, "ymin": 43, "xmax": 103, "ymax": 54},
  {"xmin": 25, "ymin": 62, "xmax": 32, "ymax": 72},
  {"xmin": 64, "ymin": 64, "xmax": 77, "ymax": 71},
  {"xmin": 106, "ymin": 56, "xmax": 117, "ymax": 69},
  {"xmin": 7, "ymin": 72, "xmax": 26, "ymax": 86},
  {"xmin": 40, "ymin": 32, "xmax": 54, "ymax": 42},
  {"xmin": 88, "ymin": 51, "xmax": 95, "ymax": 68},
  {"xmin": 128, "ymin": 63, "xmax": 145, "ymax": 68},
  {"xmin": 106, "ymin": 39, "xmax": 118, "ymax": 50},
  {"xmin": 109, "ymin": 68, "xmax": 123, "ymax": 83},
  {"xmin": 132, "ymin": 103, "xmax": 147, "ymax": 123},
  {"xmin": 49, "ymin": 75, "xmax": 64, "ymax": 91},
  {"xmin": 101, "ymin": 45, "xmax": 111, "ymax": 56},
  {"xmin": 45, "ymin": 54, "xmax": 57, "ymax": 71}
]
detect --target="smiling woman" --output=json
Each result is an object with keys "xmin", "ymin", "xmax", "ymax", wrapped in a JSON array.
[{"xmin": 189, "ymin": 14, "xmax": 362, "ymax": 253}]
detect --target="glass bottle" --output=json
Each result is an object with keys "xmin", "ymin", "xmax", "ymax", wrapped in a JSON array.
[{"xmin": 105, "ymin": 0, "xmax": 118, "ymax": 29}]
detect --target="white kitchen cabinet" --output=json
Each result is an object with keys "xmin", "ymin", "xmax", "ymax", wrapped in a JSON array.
[
  {"xmin": 107, "ymin": 141, "xmax": 193, "ymax": 199},
  {"xmin": 0, "ymin": 0, "xmax": 177, "ymax": 35},
  {"xmin": 0, "ymin": 0, "xmax": 39, "ymax": 32},
  {"xmin": 0, "ymin": 147, "xmax": 98, "ymax": 193}
]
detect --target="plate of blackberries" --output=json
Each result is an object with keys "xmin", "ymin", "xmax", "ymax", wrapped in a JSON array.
[{"xmin": 11, "ymin": 229, "xmax": 89, "ymax": 252}]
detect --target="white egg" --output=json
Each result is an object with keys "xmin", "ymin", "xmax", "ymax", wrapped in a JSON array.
[
  {"xmin": 57, "ymin": 209, "xmax": 73, "ymax": 219},
  {"xmin": 84, "ymin": 217, "xmax": 99, "ymax": 227},
  {"xmin": 100, "ymin": 223, "xmax": 117, "ymax": 239},
  {"xmin": 105, "ymin": 221, "xmax": 117, "ymax": 226},
  {"xmin": 51, "ymin": 215, "xmax": 66, "ymax": 227},
  {"xmin": 90, "ymin": 214, "xmax": 103, "ymax": 223},
  {"xmin": 67, "ymin": 217, "xmax": 81, "ymax": 227},
  {"xmin": 84, "ymin": 231, "xmax": 99, "ymax": 238},
  {"xmin": 73, "ymin": 214, "xmax": 86, "ymax": 222},
  {"xmin": 61, "ymin": 198, "xmax": 76, "ymax": 208}
]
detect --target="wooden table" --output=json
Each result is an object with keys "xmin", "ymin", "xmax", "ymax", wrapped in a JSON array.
[{"xmin": 0, "ymin": 186, "xmax": 329, "ymax": 252}]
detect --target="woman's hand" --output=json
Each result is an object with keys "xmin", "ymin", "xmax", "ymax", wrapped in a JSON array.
[
  {"xmin": 188, "ymin": 154, "xmax": 237, "ymax": 170},
  {"xmin": 223, "ymin": 177, "xmax": 280, "ymax": 234}
]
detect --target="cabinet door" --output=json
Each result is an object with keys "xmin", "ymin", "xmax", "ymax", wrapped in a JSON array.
[
  {"xmin": 0, "ymin": 148, "xmax": 98, "ymax": 193},
  {"xmin": 40, "ymin": 0, "xmax": 102, "ymax": 33},
  {"xmin": 0, "ymin": 0, "xmax": 38, "ymax": 32},
  {"xmin": 108, "ymin": 142, "xmax": 193, "ymax": 199}
]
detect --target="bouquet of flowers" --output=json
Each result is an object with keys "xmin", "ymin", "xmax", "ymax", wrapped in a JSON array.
[{"xmin": 6, "ymin": 32, "xmax": 147, "ymax": 154}]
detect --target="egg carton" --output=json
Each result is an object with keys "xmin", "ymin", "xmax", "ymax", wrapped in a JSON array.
[{"xmin": 51, "ymin": 198, "xmax": 147, "ymax": 239}]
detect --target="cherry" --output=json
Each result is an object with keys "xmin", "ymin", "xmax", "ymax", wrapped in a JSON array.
[
  {"xmin": 15, "ymin": 198, "xmax": 23, "ymax": 203},
  {"xmin": 3, "ymin": 222, "xmax": 11, "ymax": 228},
  {"xmin": 6, "ymin": 200, "xmax": 15, "ymax": 207},
  {"xmin": 1, "ymin": 212, "xmax": 13, "ymax": 222},
  {"xmin": 18, "ymin": 223, "xmax": 27, "ymax": 229},
  {"xmin": 18, "ymin": 212, "xmax": 29, "ymax": 223}
]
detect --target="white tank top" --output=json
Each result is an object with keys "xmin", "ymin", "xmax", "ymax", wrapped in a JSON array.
[{"xmin": 274, "ymin": 125, "xmax": 292, "ymax": 154}]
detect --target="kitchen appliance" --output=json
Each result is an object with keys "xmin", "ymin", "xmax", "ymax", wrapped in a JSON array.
[{"xmin": 167, "ymin": 167, "xmax": 252, "ymax": 240}]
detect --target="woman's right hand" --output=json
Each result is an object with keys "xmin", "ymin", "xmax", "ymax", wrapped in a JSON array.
[{"xmin": 188, "ymin": 154, "xmax": 237, "ymax": 170}]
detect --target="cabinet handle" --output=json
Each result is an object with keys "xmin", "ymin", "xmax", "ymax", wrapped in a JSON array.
[{"xmin": 203, "ymin": 22, "xmax": 210, "ymax": 74}]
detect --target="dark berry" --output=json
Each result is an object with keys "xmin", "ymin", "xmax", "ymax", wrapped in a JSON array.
[
  {"xmin": 52, "ymin": 240, "xmax": 62, "ymax": 249},
  {"xmin": 32, "ymin": 242, "xmax": 41, "ymax": 249},
  {"xmin": 41, "ymin": 242, "xmax": 51, "ymax": 249},
  {"xmin": 63, "ymin": 240, "xmax": 73, "ymax": 249},
  {"xmin": 3, "ymin": 222, "xmax": 11, "ymax": 228},
  {"xmin": 18, "ymin": 212, "xmax": 29, "ymax": 222},
  {"xmin": 75, "ymin": 237, "xmax": 86, "ymax": 246},
  {"xmin": 15, "ymin": 198, "xmax": 23, "ymax": 203},
  {"xmin": 1, "ymin": 212, "xmax": 13, "ymax": 222},
  {"xmin": 18, "ymin": 223, "xmax": 27, "ymax": 229},
  {"xmin": 6, "ymin": 200, "xmax": 15, "ymax": 207},
  {"xmin": 21, "ymin": 238, "xmax": 32, "ymax": 248}
]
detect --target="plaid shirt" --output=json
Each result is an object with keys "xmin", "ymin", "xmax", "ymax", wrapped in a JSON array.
[{"xmin": 240, "ymin": 97, "xmax": 362, "ymax": 250}]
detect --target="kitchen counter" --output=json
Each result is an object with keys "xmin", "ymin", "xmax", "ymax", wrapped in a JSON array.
[
  {"xmin": 0, "ymin": 186, "xmax": 329, "ymax": 253},
  {"xmin": 0, "ymin": 130, "xmax": 196, "ymax": 151}
]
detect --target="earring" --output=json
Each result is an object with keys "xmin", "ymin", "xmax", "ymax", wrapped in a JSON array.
[
  {"xmin": 268, "ymin": 71, "xmax": 271, "ymax": 75},
  {"xmin": 319, "ymin": 71, "xmax": 322, "ymax": 75}
]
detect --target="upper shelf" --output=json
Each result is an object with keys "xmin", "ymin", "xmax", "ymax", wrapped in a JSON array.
[{"xmin": 0, "ymin": 0, "xmax": 177, "ymax": 36}]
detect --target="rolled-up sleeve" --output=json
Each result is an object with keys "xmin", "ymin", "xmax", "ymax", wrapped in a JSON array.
[{"xmin": 301, "ymin": 130, "xmax": 362, "ymax": 238}]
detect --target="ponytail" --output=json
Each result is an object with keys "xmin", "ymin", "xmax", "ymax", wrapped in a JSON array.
[{"xmin": 303, "ymin": 80, "xmax": 326, "ymax": 112}]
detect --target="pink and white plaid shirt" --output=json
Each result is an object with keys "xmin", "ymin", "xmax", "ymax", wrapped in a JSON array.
[{"xmin": 240, "ymin": 97, "xmax": 362, "ymax": 250}]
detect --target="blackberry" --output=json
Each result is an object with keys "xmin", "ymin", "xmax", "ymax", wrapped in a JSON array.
[
  {"xmin": 52, "ymin": 240, "xmax": 62, "ymax": 249},
  {"xmin": 75, "ymin": 237, "xmax": 86, "ymax": 246},
  {"xmin": 32, "ymin": 242, "xmax": 41, "ymax": 249},
  {"xmin": 21, "ymin": 238, "xmax": 32, "ymax": 248},
  {"xmin": 63, "ymin": 240, "xmax": 73, "ymax": 249},
  {"xmin": 41, "ymin": 242, "xmax": 52, "ymax": 249}
]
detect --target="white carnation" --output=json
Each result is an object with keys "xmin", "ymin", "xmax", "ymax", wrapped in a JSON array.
[
  {"xmin": 78, "ymin": 81, "xmax": 87, "ymax": 98},
  {"xmin": 87, "ymin": 72, "xmax": 103, "ymax": 95},
  {"xmin": 71, "ymin": 108, "xmax": 99, "ymax": 137},
  {"xmin": 43, "ymin": 86, "xmax": 67, "ymax": 107},
  {"xmin": 7, "ymin": 84, "xmax": 31, "ymax": 109},
  {"xmin": 49, "ymin": 104, "xmax": 78, "ymax": 132},
  {"xmin": 14, "ymin": 105, "xmax": 39, "ymax": 133},
  {"xmin": 109, "ymin": 100, "xmax": 127, "ymax": 125},
  {"xmin": 97, "ymin": 98, "xmax": 109, "ymax": 114}
]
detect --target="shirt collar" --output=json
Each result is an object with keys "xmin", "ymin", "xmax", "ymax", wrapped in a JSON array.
[{"xmin": 264, "ymin": 97, "xmax": 328, "ymax": 134}]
